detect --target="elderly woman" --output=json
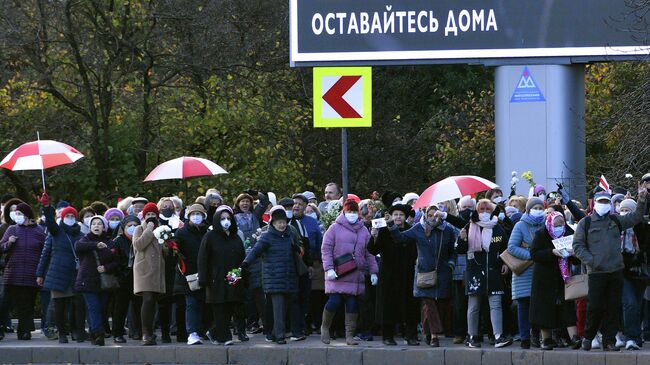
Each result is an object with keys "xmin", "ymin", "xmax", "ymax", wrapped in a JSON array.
[
  {"xmin": 530, "ymin": 211, "xmax": 580, "ymax": 350},
  {"xmin": 320, "ymin": 199, "xmax": 378, "ymax": 346},
  {"xmin": 456, "ymin": 199, "xmax": 512, "ymax": 348},
  {"xmin": 507, "ymin": 197, "xmax": 545, "ymax": 349},
  {"xmin": 133, "ymin": 202, "xmax": 166, "ymax": 346}
]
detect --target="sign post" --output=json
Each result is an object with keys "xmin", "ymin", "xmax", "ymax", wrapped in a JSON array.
[{"xmin": 313, "ymin": 67, "xmax": 372, "ymax": 200}]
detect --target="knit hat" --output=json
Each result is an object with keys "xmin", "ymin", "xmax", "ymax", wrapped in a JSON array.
[
  {"xmin": 526, "ymin": 197, "xmax": 544, "ymax": 213},
  {"xmin": 534, "ymin": 184, "xmax": 546, "ymax": 196},
  {"xmin": 89, "ymin": 215, "xmax": 108, "ymax": 231},
  {"xmin": 269, "ymin": 205, "xmax": 288, "ymax": 223},
  {"xmin": 235, "ymin": 193, "xmax": 254, "ymax": 207},
  {"xmin": 104, "ymin": 208, "xmax": 125, "ymax": 221},
  {"xmin": 142, "ymin": 202, "xmax": 159, "ymax": 217},
  {"xmin": 401, "ymin": 192, "xmax": 420, "ymax": 205},
  {"xmin": 186, "ymin": 204, "xmax": 207, "ymax": 218},
  {"xmin": 121, "ymin": 215, "xmax": 141, "ymax": 228},
  {"xmin": 60, "ymin": 206, "xmax": 78, "ymax": 220},
  {"xmin": 15, "ymin": 203, "xmax": 34, "ymax": 219},
  {"xmin": 620, "ymin": 199, "xmax": 637, "ymax": 212},
  {"xmin": 611, "ymin": 194, "xmax": 625, "ymax": 206},
  {"xmin": 343, "ymin": 199, "xmax": 359, "ymax": 212},
  {"xmin": 56, "ymin": 200, "xmax": 70, "ymax": 210}
]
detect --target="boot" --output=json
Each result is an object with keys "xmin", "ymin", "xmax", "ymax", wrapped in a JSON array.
[
  {"xmin": 320, "ymin": 309, "xmax": 335, "ymax": 344},
  {"xmin": 94, "ymin": 331, "xmax": 105, "ymax": 346},
  {"xmin": 344, "ymin": 313, "xmax": 359, "ymax": 346}
]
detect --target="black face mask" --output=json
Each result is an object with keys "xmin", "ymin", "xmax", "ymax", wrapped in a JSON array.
[
  {"xmin": 460, "ymin": 209, "xmax": 473, "ymax": 221},
  {"xmin": 161, "ymin": 208, "xmax": 174, "ymax": 218}
]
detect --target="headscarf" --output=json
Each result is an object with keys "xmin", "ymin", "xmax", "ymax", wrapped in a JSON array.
[{"xmin": 545, "ymin": 211, "xmax": 565, "ymax": 239}]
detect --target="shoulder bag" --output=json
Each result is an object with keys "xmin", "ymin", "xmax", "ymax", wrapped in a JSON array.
[
  {"xmin": 500, "ymin": 225, "xmax": 534, "ymax": 275},
  {"xmin": 64, "ymin": 234, "xmax": 81, "ymax": 270},
  {"xmin": 333, "ymin": 232, "xmax": 358, "ymax": 278},
  {"xmin": 565, "ymin": 265, "xmax": 588, "ymax": 300},
  {"xmin": 94, "ymin": 251, "xmax": 120, "ymax": 291},
  {"xmin": 416, "ymin": 231, "xmax": 444, "ymax": 288}
]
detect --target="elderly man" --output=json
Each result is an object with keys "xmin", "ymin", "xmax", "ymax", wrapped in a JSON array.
[{"xmin": 317, "ymin": 183, "xmax": 342, "ymax": 213}]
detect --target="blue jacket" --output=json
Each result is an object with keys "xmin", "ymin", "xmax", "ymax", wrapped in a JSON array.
[
  {"xmin": 244, "ymin": 225, "xmax": 299, "ymax": 294},
  {"xmin": 36, "ymin": 219, "xmax": 83, "ymax": 293},
  {"xmin": 507, "ymin": 214, "xmax": 544, "ymax": 299},
  {"xmin": 391, "ymin": 221, "xmax": 457, "ymax": 299},
  {"xmin": 297, "ymin": 215, "xmax": 323, "ymax": 261}
]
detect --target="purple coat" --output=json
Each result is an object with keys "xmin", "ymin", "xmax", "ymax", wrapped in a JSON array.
[
  {"xmin": 0, "ymin": 223, "xmax": 46, "ymax": 287},
  {"xmin": 74, "ymin": 233, "xmax": 120, "ymax": 293},
  {"xmin": 322, "ymin": 214, "xmax": 378, "ymax": 296}
]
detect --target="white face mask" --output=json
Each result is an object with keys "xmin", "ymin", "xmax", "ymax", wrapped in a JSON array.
[
  {"xmin": 529, "ymin": 209, "xmax": 545, "ymax": 218},
  {"xmin": 478, "ymin": 212, "xmax": 492, "ymax": 222},
  {"xmin": 344, "ymin": 213, "xmax": 358, "ymax": 224},
  {"xmin": 63, "ymin": 217, "xmax": 77, "ymax": 226},
  {"xmin": 189, "ymin": 214, "xmax": 204, "ymax": 225},
  {"xmin": 14, "ymin": 214, "xmax": 25, "ymax": 225},
  {"xmin": 221, "ymin": 218, "xmax": 231, "ymax": 230},
  {"xmin": 306, "ymin": 212, "xmax": 318, "ymax": 220},
  {"xmin": 9, "ymin": 211, "xmax": 16, "ymax": 222},
  {"xmin": 84, "ymin": 217, "xmax": 92, "ymax": 227},
  {"xmin": 285, "ymin": 210, "xmax": 294, "ymax": 219},
  {"xmin": 594, "ymin": 202, "xmax": 611, "ymax": 216},
  {"xmin": 620, "ymin": 211, "xmax": 630, "ymax": 216}
]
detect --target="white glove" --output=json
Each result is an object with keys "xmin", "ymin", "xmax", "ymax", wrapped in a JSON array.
[
  {"xmin": 370, "ymin": 274, "xmax": 378, "ymax": 286},
  {"xmin": 326, "ymin": 269, "xmax": 338, "ymax": 281}
]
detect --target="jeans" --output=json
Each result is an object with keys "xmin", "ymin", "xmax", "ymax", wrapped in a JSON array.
[
  {"xmin": 468, "ymin": 294, "xmax": 502, "ymax": 337},
  {"xmin": 82, "ymin": 292, "xmax": 108, "ymax": 333},
  {"xmin": 185, "ymin": 292, "xmax": 204, "ymax": 334},
  {"xmin": 325, "ymin": 294, "xmax": 358, "ymax": 313},
  {"xmin": 517, "ymin": 297, "xmax": 531, "ymax": 340},
  {"xmin": 622, "ymin": 277, "xmax": 645, "ymax": 343},
  {"xmin": 585, "ymin": 270, "xmax": 624, "ymax": 344},
  {"xmin": 452, "ymin": 281, "xmax": 468, "ymax": 337}
]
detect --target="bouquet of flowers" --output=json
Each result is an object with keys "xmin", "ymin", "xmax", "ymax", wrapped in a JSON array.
[
  {"xmin": 154, "ymin": 226, "xmax": 186, "ymax": 273},
  {"xmin": 153, "ymin": 225, "xmax": 174, "ymax": 244},
  {"xmin": 226, "ymin": 268, "xmax": 242, "ymax": 286},
  {"xmin": 521, "ymin": 170, "xmax": 536, "ymax": 187},
  {"xmin": 321, "ymin": 200, "xmax": 343, "ymax": 230}
]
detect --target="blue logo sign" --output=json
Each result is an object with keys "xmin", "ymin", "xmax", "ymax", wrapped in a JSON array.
[{"xmin": 510, "ymin": 67, "xmax": 545, "ymax": 103}]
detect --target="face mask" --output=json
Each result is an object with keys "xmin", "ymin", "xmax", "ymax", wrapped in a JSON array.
[
  {"xmin": 539, "ymin": 194, "xmax": 546, "ymax": 202},
  {"xmin": 498, "ymin": 212, "xmax": 505, "ymax": 221},
  {"xmin": 436, "ymin": 203, "xmax": 447, "ymax": 212},
  {"xmin": 553, "ymin": 226, "xmax": 565, "ymax": 237},
  {"xmin": 126, "ymin": 226, "xmax": 136, "ymax": 236},
  {"xmin": 306, "ymin": 212, "xmax": 318, "ymax": 220},
  {"xmin": 594, "ymin": 202, "xmax": 611, "ymax": 216},
  {"xmin": 161, "ymin": 208, "xmax": 174, "ymax": 218},
  {"xmin": 505, "ymin": 206, "xmax": 519, "ymax": 217},
  {"xmin": 492, "ymin": 196, "xmax": 506, "ymax": 204},
  {"xmin": 63, "ymin": 217, "xmax": 77, "ymax": 226},
  {"xmin": 478, "ymin": 212, "xmax": 492, "ymax": 222},
  {"xmin": 109, "ymin": 221, "xmax": 120, "ymax": 230},
  {"xmin": 221, "ymin": 218, "xmax": 231, "ymax": 230},
  {"xmin": 620, "ymin": 211, "xmax": 630, "ymax": 216},
  {"xmin": 84, "ymin": 217, "xmax": 92, "ymax": 227},
  {"xmin": 285, "ymin": 210, "xmax": 294, "ymax": 219},
  {"xmin": 529, "ymin": 209, "xmax": 545, "ymax": 218},
  {"xmin": 460, "ymin": 209, "xmax": 473, "ymax": 220},
  {"xmin": 9, "ymin": 211, "xmax": 16, "ymax": 222},
  {"xmin": 14, "ymin": 214, "xmax": 25, "ymax": 225},
  {"xmin": 190, "ymin": 215, "xmax": 203, "ymax": 225},
  {"xmin": 344, "ymin": 213, "xmax": 358, "ymax": 224}
]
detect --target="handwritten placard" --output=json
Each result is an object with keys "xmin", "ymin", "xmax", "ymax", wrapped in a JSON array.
[
  {"xmin": 552, "ymin": 235, "xmax": 574, "ymax": 250},
  {"xmin": 371, "ymin": 218, "xmax": 387, "ymax": 229}
]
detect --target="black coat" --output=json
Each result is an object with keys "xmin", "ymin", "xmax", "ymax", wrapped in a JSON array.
[
  {"xmin": 173, "ymin": 223, "xmax": 208, "ymax": 295},
  {"xmin": 367, "ymin": 223, "xmax": 419, "ymax": 326},
  {"xmin": 529, "ymin": 227, "xmax": 577, "ymax": 329},
  {"xmin": 456, "ymin": 222, "xmax": 509, "ymax": 296},
  {"xmin": 112, "ymin": 234, "xmax": 134, "ymax": 289},
  {"xmin": 198, "ymin": 228, "xmax": 246, "ymax": 304}
]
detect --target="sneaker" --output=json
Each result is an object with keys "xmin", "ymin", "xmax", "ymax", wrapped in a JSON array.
[
  {"xmin": 626, "ymin": 340, "xmax": 640, "ymax": 351},
  {"xmin": 615, "ymin": 333, "xmax": 625, "ymax": 348},
  {"xmin": 290, "ymin": 335, "xmax": 306, "ymax": 342},
  {"xmin": 383, "ymin": 337, "xmax": 397, "ymax": 346},
  {"xmin": 495, "ymin": 336, "xmax": 513, "ymax": 348},
  {"xmin": 206, "ymin": 331, "xmax": 217, "ymax": 345},
  {"xmin": 582, "ymin": 338, "xmax": 592, "ymax": 351},
  {"xmin": 113, "ymin": 335, "xmax": 126, "ymax": 344},
  {"xmin": 224, "ymin": 340, "xmax": 234, "ymax": 346},
  {"xmin": 592, "ymin": 334, "xmax": 601, "ymax": 349},
  {"xmin": 265, "ymin": 334, "xmax": 275, "ymax": 343},
  {"xmin": 541, "ymin": 338, "xmax": 554, "ymax": 351},
  {"xmin": 187, "ymin": 332, "xmax": 202, "ymax": 345},
  {"xmin": 468, "ymin": 336, "xmax": 482, "ymax": 348},
  {"xmin": 238, "ymin": 333, "xmax": 250, "ymax": 342}
]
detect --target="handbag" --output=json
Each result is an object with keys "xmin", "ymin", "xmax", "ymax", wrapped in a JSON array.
[
  {"xmin": 185, "ymin": 273, "xmax": 201, "ymax": 291},
  {"xmin": 564, "ymin": 273, "xmax": 588, "ymax": 300},
  {"xmin": 93, "ymin": 251, "xmax": 120, "ymax": 291},
  {"xmin": 416, "ymin": 230, "xmax": 444, "ymax": 288},
  {"xmin": 333, "ymin": 233, "xmax": 358, "ymax": 278},
  {"xmin": 500, "ymin": 225, "xmax": 535, "ymax": 276}
]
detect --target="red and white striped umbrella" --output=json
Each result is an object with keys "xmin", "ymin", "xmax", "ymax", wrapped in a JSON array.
[
  {"xmin": 0, "ymin": 140, "xmax": 84, "ymax": 171},
  {"xmin": 144, "ymin": 156, "xmax": 228, "ymax": 182},
  {"xmin": 413, "ymin": 175, "xmax": 498, "ymax": 209}
]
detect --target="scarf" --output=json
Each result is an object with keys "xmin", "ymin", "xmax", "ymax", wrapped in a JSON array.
[
  {"xmin": 468, "ymin": 216, "xmax": 498, "ymax": 253},
  {"xmin": 545, "ymin": 211, "xmax": 565, "ymax": 240},
  {"xmin": 545, "ymin": 211, "xmax": 570, "ymax": 282},
  {"xmin": 621, "ymin": 228, "xmax": 638, "ymax": 254}
]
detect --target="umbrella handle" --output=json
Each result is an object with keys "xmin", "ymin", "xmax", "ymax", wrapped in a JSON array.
[{"xmin": 37, "ymin": 131, "xmax": 46, "ymax": 193}]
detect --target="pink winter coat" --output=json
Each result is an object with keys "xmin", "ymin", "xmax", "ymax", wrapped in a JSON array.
[{"xmin": 322, "ymin": 214, "xmax": 378, "ymax": 296}]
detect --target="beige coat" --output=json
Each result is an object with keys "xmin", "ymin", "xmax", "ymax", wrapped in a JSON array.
[{"xmin": 132, "ymin": 223, "xmax": 166, "ymax": 295}]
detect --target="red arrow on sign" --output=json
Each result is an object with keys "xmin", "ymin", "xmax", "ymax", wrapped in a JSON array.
[{"xmin": 323, "ymin": 75, "xmax": 362, "ymax": 118}]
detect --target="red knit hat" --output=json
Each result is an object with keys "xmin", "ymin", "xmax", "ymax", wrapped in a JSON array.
[
  {"xmin": 343, "ymin": 199, "xmax": 359, "ymax": 212},
  {"xmin": 59, "ymin": 206, "xmax": 78, "ymax": 220},
  {"xmin": 142, "ymin": 202, "xmax": 159, "ymax": 217}
]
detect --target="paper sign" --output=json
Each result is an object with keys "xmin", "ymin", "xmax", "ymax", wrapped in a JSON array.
[
  {"xmin": 552, "ymin": 235, "xmax": 574, "ymax": 250},
  {"xmin": 371, "ymin": 218, "xmax": 387, "ymax": 229}
]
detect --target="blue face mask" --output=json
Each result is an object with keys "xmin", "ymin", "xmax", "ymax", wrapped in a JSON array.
[
  {"xmin": 109, "ymin": 221, "xmax": 120, "ymax": 230},
  {"xmin": 126, "ymin": 226, "xmax": 136, "ymax": 236},
  {"xmin": 553, "ymin": 226, "xmax": 565, "ymax": 237}
]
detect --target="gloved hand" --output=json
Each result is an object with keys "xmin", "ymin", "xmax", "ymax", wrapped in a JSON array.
[
  {"xmin": 370, "ymin": 274, "xmax": 378, "ymax": 286},
  {"xmin": 326, "ymin": 269, "xmax": 337, "ymax": 281},
  {"xmin": 557, "ymin": 183, "xmax": 570, "ymax": 204},
  {"xmin": 498, "ymin": 212, "xmax": 505, "ymax": 221},
  {"xmin": 37, "ymin": 192, "xmax": 50, "ymax": 206}
]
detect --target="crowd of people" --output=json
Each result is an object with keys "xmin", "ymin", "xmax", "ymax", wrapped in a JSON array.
[{"xmin": 0, "ymin": 175, "xmax": 648, "ymax": 352}]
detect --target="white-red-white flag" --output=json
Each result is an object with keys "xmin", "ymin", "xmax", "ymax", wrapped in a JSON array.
[{"xmin": 598, "ymin": 175, "xmax": 611, "ymax": 193}]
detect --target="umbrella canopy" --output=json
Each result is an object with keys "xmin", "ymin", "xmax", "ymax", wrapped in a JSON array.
[
  {"xmin": 0, "ymin": 140, "xmax": 84, "ymax": 171},
  {"xmin": 413, "ymin": 175, "xmax": 498, "ymax": 209},
  {"xmin": 144, "ymin": 156, "xmax": 228, "ymax": 182}
]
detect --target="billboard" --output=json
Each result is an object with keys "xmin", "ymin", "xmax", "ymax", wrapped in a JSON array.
[{"xmin": 290, "ymin": 0, "xmax": 650, "ymax": 66}]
